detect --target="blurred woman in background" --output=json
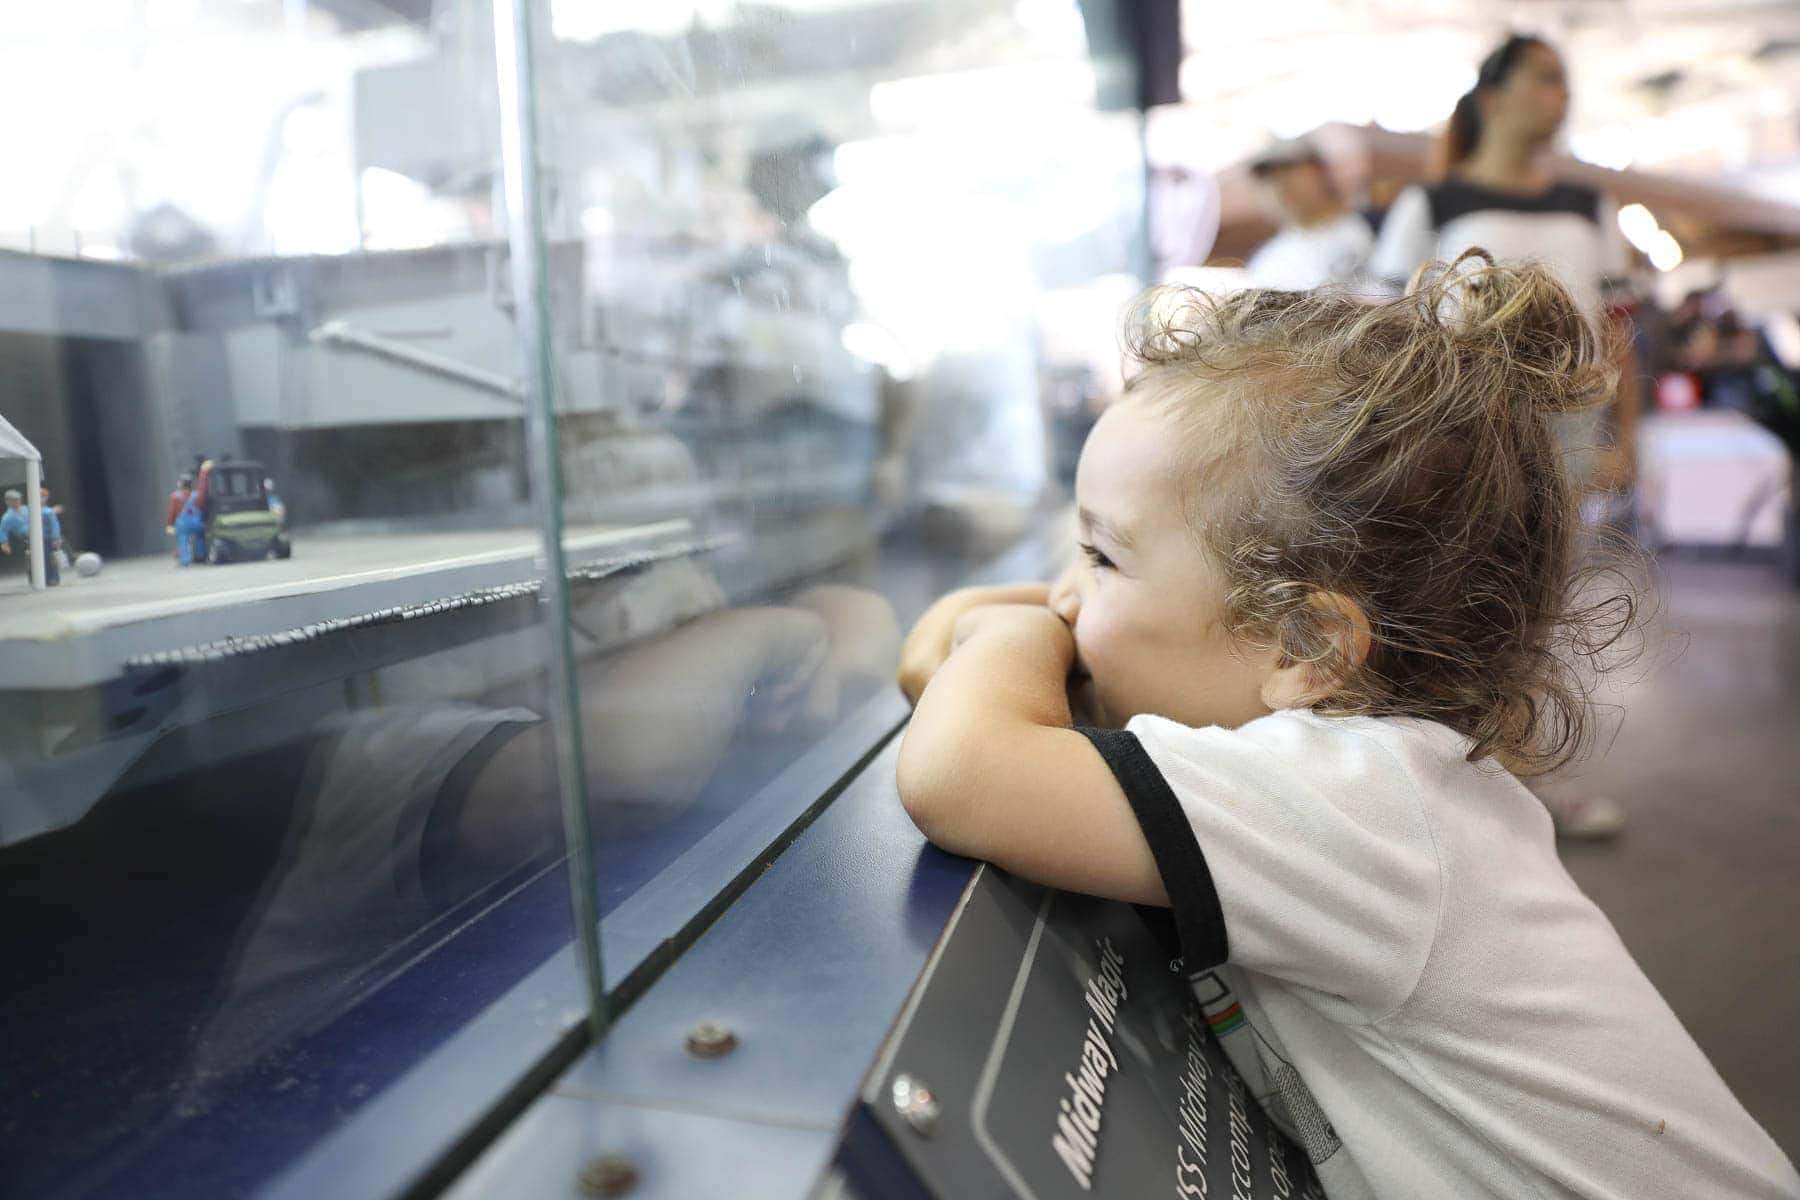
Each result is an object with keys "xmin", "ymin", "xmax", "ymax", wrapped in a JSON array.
[
  {"xmin": 1372, "ymin": 36, "xmax": 1626, "ymax": 311},
  {"xmin": 1370, "ymin": 34, "xmax": 1638, "ymax": 839}
]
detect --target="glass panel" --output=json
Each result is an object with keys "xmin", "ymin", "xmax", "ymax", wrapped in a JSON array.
[
  {"xmin": 0, "ymin": 4, "xmax": 591, "ymax": 1196},
  {"xmin": 523, "ymin": 0, "xmax": 1148, "ymax": 992},
  {"xmin": 1, "ymin": 0, "xmax": 1145, "ymax": 1191}
]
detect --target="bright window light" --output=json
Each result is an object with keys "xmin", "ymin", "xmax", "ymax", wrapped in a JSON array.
[
  {"xmin": 361, "ymin": 167, "xmax": 466, "ymax": 251},
  {"xmin": 840, "ymin": 321, "xmax": 916, "ymax": 381},
  {"xmin": 868, "ymin": 61, "xmax": 1096, "ymax": 128},
  {"xmin": 579, "ymin": 205, "xmax": 615, "ymax": 237},
  {"xmin": 1648, "ymin": 229, "xmax": 1684, "ymax": 272},
  {"xmin": 1616, "ymin": 203, "xmax": 1661, "ymax": 252},
  {"xmin": 146, "ymin": 0, "xmax": 201, "ymax": 27},
  {"xmin": 1571, "ymin": 126, "xmax": 1634, "ymax": 171},
  {"xmin": 1368, "ymin": 64, "xmax": 1474, "ymax": 133},
  {"xmin": 1013, "ymin": 0, "xmax": 1087, "ymax": 53}
]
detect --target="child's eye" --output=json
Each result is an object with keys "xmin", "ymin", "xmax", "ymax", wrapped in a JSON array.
[{"xmin": 1079, "ymin": 542, "xmax": 1115, "ymax": 571}]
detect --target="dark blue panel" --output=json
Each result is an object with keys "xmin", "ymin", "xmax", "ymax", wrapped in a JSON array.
[
  {"xmin": 444, "ymin": 1093, "xmax": 835, "ymax": 1200},
  {"xmin": 258, "ymin": 946, "xmax": 589, "ymax": 1200},
  {"xmin": 552, "ymin": 738, "xmax": 974, "ymax": 1129}
]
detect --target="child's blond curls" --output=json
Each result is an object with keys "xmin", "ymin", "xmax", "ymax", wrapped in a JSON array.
[{"xmin": 1124, "ymin": 249, "xmax": 1639, "ymax": 773}]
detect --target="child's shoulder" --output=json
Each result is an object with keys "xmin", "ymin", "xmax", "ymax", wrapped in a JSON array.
[
  {"xmin": 1131, "ymin": 706, "xmax": 1473, "ymax": 765},
  {"xmin": 1126, "ymin": 707, "xmax": 1503, "ymax": 814}
]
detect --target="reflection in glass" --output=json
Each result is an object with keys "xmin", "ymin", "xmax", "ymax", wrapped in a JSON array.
[
  {"xmin": 0, "ymin": 1, "xmax": 1144, "ymax": 1195},
  {"xmin": 1, "ymin": 4, "xmax": 586, "ymax": 1196},
  {"xmin": 533, "ymin": 1, "xmax": 1146, "ymax": 993}
]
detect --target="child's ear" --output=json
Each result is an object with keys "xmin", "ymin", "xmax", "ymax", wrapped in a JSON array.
[{"xmin": 1259, "ymin": 591, "xmax": 1372, "ymax": 711}]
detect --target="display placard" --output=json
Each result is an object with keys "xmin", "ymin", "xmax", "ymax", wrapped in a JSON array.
[{"xmin": 841, "ymin": 866, "xmax": 1323, "ymax": 1199}]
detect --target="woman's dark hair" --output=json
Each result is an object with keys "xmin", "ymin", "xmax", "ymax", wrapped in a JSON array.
[{"xmin": 1444, "ymin": 34, "xmax": 1552, "ymax": 170}]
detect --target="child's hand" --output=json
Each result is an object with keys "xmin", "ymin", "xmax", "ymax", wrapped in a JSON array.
[
  {"xmin": 951, "ymin": 603, "xmax": 1073, "ymax": 661},
  {"xmin": 897, "ymin": 582, "xmax": 1051, "ymax": 704}
]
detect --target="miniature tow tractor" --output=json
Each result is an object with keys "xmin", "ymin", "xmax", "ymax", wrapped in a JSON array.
[{"xmin": 203, "ymin": 461, "xmax": 291, "ymax": 563}]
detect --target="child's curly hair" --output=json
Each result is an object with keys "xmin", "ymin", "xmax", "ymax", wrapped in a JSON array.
[{"xmin": 1124, "ymin": 249, "xmax": 1638, "ymax": 773}]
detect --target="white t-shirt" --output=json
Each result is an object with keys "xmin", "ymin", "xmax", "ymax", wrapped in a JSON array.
[
  {"xmin": 1368, "ymin": 179, "xmax": 1626, "ymax": 315},
  {"xmin": 1079, "ymin": 711, "xmax": 1800, "ymax": 1200},
  {"xmin": 1246, "ymin": 212, "xmax": 1377, "ymax": 292}
]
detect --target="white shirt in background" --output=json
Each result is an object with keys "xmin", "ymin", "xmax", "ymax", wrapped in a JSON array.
[
  {"xmin": 1246, "ymin": 211, "xmax": 1377, "ymax": 291},
  {"xmin": 1368, "ymin": 179, "xmax": 1627, "ymax": 315}
]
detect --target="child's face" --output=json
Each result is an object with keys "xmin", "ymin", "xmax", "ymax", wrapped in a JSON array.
[{"xmin": 1049, "ymin": 401, "xmax": 1280, "ymax": 730}]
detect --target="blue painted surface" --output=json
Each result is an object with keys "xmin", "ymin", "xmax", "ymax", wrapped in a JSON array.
[
  {"xmin": 554, "ymin": 739, "xmax": 970, "ymax": 1125},
  {"xmin": 260, "ymin": 943, "xmax": 590, "ymax": 1200},
  {"xmin": 444, "ymin": 1095, "xmax": 837, "ymax": 1200},
  {"xmin": 0, "ymin": 711, "xmax": 868, "ymax": 1200},
  {"xmin": 26, "ymin": 851, "xmax": 588, "ymax": 1200},
  {"xmin": 444, "ymin": 737, "xmax": 978, "ymax": 1196}
]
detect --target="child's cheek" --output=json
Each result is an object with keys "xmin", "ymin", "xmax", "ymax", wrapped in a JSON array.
[{"xmin": 1072, "ymin": 604, "xmax": 1124, "ymax": 679}]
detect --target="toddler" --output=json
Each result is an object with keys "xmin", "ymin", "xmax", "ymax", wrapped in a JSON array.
[{"xmin": 895, "ymin": 252, "xmax": 1800, "ymax": 1199}]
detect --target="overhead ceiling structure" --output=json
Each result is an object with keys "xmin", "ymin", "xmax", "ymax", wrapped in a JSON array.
[
  {"xmin": 1168, "ymin": 0, "xmax": 1800, "ymax": 265},
  {"xmin": 9, "ymin": 0, "xmax": 1800, "ymax": 265},
  {"xmin": 1174, "ymin": 0, "xmax": 1800, "ymax": 180}
]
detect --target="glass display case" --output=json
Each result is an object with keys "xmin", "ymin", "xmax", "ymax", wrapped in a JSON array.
[{"xmin": 0, "ymin": 3, "xmax": 1147, "ymax": 1196}]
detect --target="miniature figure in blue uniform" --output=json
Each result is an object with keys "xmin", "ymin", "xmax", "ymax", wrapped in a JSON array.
[
  {"xmin": 0, "ymin": 488, "xmax": 25, "ymax": 543},
  {"xmin": 173, "ymin": 481, "xmax": 205, "ymax": 568},
  {"xmin": 0, "ymin": 488, "xmax": 28, "ymax": 560},
  {"xmin": 2, "ymin": 488, "xmax": 62, "ymax": 584},
  {"xmin": 165, "ymin": 473, "xmax": 195, "ymax": 562}
]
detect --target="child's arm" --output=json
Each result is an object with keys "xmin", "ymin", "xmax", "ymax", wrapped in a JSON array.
[
  {"xmin": 896, "ymin": 582, "xmax": 1052, "ymax": 703},
  {"xmin": 896, "ymin": 604, "xmax": 1168, "ymax": 906}
]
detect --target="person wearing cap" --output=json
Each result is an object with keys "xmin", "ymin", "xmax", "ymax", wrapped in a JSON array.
[
  {"xmin": 2, "ymin": 486, "xmax": 61, "ymax": 584},
  {"xmin": 1, "ymin": 488, "xmax": 26, "ymax": 555},
  {"xmin": 1244, "ymin": 138, "xmax": 1377, "ymax": 291},
  {"xmin": 1368, "ymin": 33, "xmax": 1634, "ymax": 841}
]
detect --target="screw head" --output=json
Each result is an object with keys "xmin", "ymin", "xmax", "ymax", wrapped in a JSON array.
[
  {"xmin": 684, "ymin": 1020, "xmax": 739, "ymax": 1058},
  {"xmin": 891, "ymin": 1073, "xmax": 941, "ymax": 1137},
  {"xmin": 577, "ymin": 1154, "xmax": 639, "ymax": 1197}
]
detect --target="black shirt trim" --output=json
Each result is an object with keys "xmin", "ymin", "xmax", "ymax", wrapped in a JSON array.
[
  {"xmin": 1077, "ymin": 727, "xmax": 1229, "ymax": 974},
  {"xmin": 1424, "ymin": 180, "xmax": 1601, "ymax": 229}
]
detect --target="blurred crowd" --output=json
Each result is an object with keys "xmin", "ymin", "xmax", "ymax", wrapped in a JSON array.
[{"xmin": 1221, "ymin": 32, "xmax": 1799, "ymax": 556}]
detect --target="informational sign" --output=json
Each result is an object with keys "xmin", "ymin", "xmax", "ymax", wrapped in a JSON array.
[{"xmin": 841, "ymin": 866, "xmax": 1323, "ymax": 1200}]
